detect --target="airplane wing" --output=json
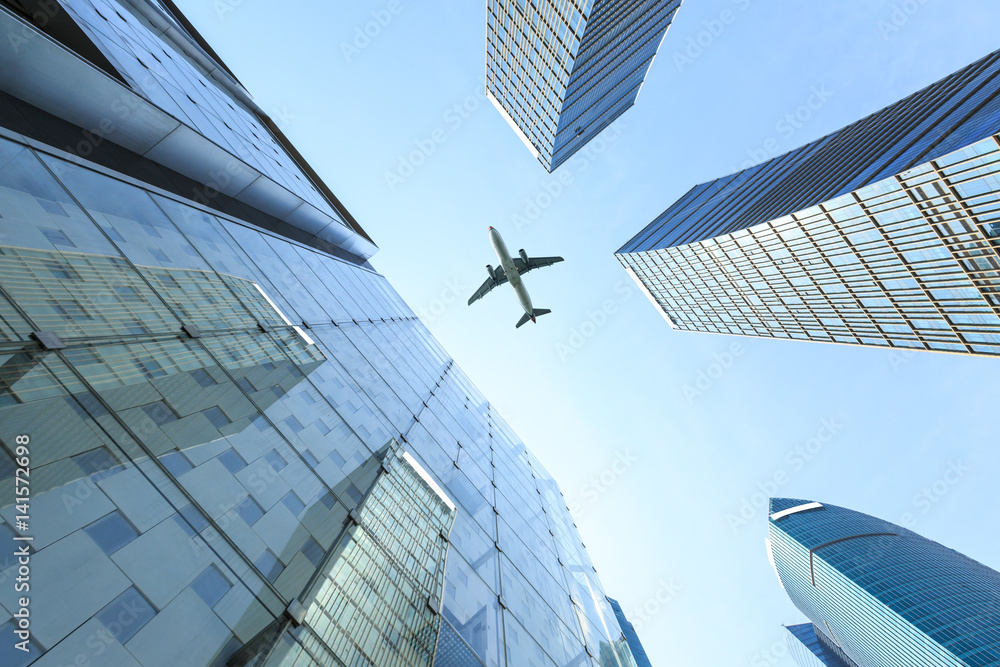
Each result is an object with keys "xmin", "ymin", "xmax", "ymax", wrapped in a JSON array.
[
  {"xmin": 467, "ymin": 267, "xmax": 508, "ymax": 305},
  {"xmin": 512, "ymin": 256, "xmax": 564, "ymax": 276}
]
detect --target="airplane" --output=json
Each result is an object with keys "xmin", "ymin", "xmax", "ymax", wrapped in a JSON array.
[{"xmin": 467, "ymin": 226, "xmax": 564, "ymax": 328}]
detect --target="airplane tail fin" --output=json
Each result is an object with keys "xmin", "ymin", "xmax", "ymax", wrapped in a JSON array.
[{"xmin": 516, "ymin": 309, "xmax": 551, "ymax": 329}]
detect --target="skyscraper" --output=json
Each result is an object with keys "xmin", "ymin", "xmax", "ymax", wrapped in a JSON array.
[
  {"xmin": 617, "ymin": 49, "xmax": 1000, "ymax": 357},
  {"xmin": 607, "ymin": 598, "xmax": 652, "ymax": 667},
  {"xmin": 767, "ymin": 498, "xmax": 1000, "ymax": 666},
  {"xmin": 0, "ymin": 0, "xmax": 644, "ymax": 665},
  {"xmin": 486, "ymin": 0, "xmax": 682, "ymax": 172},
  {"xmin": 784, "ymin": 623, "xmax": 858, "ymax": 667}
]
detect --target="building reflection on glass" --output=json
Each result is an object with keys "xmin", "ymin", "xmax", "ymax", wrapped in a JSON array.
[{"xmin": 0, "ymin": 0, "xmax": 644, "ymax": 664}]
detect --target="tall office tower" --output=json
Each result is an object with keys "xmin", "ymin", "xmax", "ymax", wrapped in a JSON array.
[
  {"xmin": 766, "ymin": 498, "xmax": 1000, "ymax": 667},
  {"xmin": 784, "ymin": 623, "xmax": 858, "ymax": 667},
  {"xmin": 485, "ymin": 0, "xmax": 682, "ymax": 172},
  {"xmin": 617, "ymin": 50, "xmax": 1000, "ymax": 357},
  {"xmin": 0, "ymin": 1, "xmax": 644, "ymax": 665},
  {"xmin": 606, "ymin": 598, "xmax": 652, "ymax": 667}
]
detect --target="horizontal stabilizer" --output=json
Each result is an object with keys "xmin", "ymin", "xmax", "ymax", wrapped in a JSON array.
[{"xmin": 516, "ymin": 309, "xmax": 551, "ymax": 329}]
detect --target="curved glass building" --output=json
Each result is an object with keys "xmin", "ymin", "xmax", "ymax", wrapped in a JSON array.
[
  {"xmin": 767, "ymin": 498, "xmax": 1000, "ymax": 667},
  {"xmin": 617, "ymin": 49, "xmax": 1000, "ymax": 357}
]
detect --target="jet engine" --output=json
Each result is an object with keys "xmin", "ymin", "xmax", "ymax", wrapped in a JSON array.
[
  {"xmin": 486, "ymin": 264, "xmax": 495, "ymax": 280},
  {"xmin": 519, "ymin": 249, "xmax": 528, "ymax": 264}
]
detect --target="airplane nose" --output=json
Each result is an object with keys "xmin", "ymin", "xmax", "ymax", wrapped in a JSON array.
[{"xmin": 488, "ymin": 226, "xmax": 494, "ymax": 230}]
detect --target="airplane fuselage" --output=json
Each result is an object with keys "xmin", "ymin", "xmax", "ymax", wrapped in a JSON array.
[{"xmin": 489, "ymin": 227, "xmax": 534, "ymax": 321}]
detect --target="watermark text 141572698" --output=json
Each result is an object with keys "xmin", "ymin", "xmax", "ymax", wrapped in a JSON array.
[{"xmin": 12, "ymin": 434, "xmax": 33, "ymax": 653}]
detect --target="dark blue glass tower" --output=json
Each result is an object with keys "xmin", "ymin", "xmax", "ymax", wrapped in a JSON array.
[
  {"xmin": 785, "ymin": 623, "xmax": 859, "ymax": 667},
  {"xmin": 617, "ymin": 49, "xmax": 1000, "ymax": 356},
  {"xmin": 486, "ymin": 0, "xmax": 683, "ymax": 171},
  {"xmin": 607, "ymin": 597, "xmax": 652, "ymax": 667},
  {"xmin": 767, "ymin": 498, "xmax": 1000, "ymax": 666}
]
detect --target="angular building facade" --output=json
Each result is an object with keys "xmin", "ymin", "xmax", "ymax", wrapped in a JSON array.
[
  {"xmin": 785, "ymin": 623, "xmax": 858, "ymax": 667},
  {"xmin": 767, "ymin": 498, "xmax": 1000, "ymax": 667},
  {"xmin": 606, "ymin": 598, "xmax": 651, "ymax": 667},
  {"xmin": 617, "ymin": 50, "xmax": 1000, "ymax": 357},
  {"xmin": 486, "ymin": 0, "xmax": 682, "ymax": 172},
  {"xmin": 0, "ymin": 1, "xmax": 643, "ymax": 665}
]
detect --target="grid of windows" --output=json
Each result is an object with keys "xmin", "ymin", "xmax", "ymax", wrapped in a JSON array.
[
  {"xmin": 618, "ymin": 135, "xmax": 1000, "ymax": 356},
  {"xmin": 786, "ymin": 623, "xmax": 860, "ymax": 667},
  {"xmin": 58, "ymin": 0, "xmax": 342, "ymax": 221},
  {"xmin": 0, "ymin": 2, "xmax": 639, "ymax": 664},
  {"xmin": 618, "ymin": 49, "xmax": 1000, "ymax": 357},
  {"xmin": 769, "ymin": 499, "xmax": 1000, "ymax": 667},
  {"xmin": 268, "ymin": 446, "xmax": 454, "ymax": 667},
  {"xmin": 619, "ymin": 50, "xmax": 1000, "ymax": 254},
  {"xmin": 0, "ymin": 0, "xmax": 648, "ymax": 662},
  {"xmin": 486, "ymin": 0, "xmax": 680, "ymax": 171},
  {"xmin": 0, "ymin": 128, "xmax": 637, "ymax": 665}
]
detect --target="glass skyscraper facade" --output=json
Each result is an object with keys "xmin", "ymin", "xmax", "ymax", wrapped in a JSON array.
[
  {"xmin": 785, "ymin": 623, "xmax": 858, "ymax": 667},
  {"xmin": 0, "ymin": 0, "xmax": 643, "ymax": 665},
  {"xmin": 486, "ymin": 0, "xmax": 682, "ymax": 172},
  {"xmin": 606, "ymin": 598, "xmax": 651, "ymax": 667},
  {"xmin": 767, "ymin": 498, "xmax": 1000, "ymax": 667},
  {"xmin": 617, "ymin": 49, "xmax": 1000, "ymax": 357}
]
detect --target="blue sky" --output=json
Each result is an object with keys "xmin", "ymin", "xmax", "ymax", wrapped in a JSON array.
[{"xmin": 177, "ymin": 1, "xmax": 1000, "ymax": 664}]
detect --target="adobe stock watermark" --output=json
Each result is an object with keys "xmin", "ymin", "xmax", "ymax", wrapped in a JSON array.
[
  {"xmin": 491, "ymin": 403, "xmax": 517, "ymax": 428},
  {"xmin": 567, "ymin": 448, "xmax": 638, "ymax": 518},
  {"xmin": 898, "ymin": 459, "xmax": 969, "ymax": 529},
  {"xmin": 384, "ymin": 82, "xmax": 487, "ymax": 191},
  {"xmin": 61, "ymin": 466, "xmax": 114, "ymax": 516},
  {"xmin": 6, "ymin": 0, "xmax": 63, "ymax": 54},
  {"xmin": 726, "ymin": 417, "xmax": 844, "ymax": 531},
  {"xmin": 416, "ymin": 277, "xmax": 468, "ymax": 325},
  {"xmin": 886, "ymin": 346, "xmax": 921, "ymax": 372},
  {"xmin": 340, "ymin": 0, "xmax": 405, "ymax": 62},
  {"xmin": 188, "ymin": 468, "xmax": 287, "ymax": 558},
  {"xmin": 48, "ymin": 65, "xmax": 296, "ymax": 215},
  {"xmin": 54, "ymin": 82, "xmax": 154, "ymax": 161},
  {"xmin": 628, "ymin": 578, "xmax": 682, "ymax": 632},
  {"xmin": 878, "ymin": 0, "xmax": 931, "ymax": 41},
  {"xmin": 728, "ymin": 85, "xmax": 834, "ymax": 173},
  {"xmin": 268, "ymin": 106, "xmax": 297, "ymax": 131},
  {"xmin": 61, "ymin": 407, "xmax": 169, "ymax": 516},
  {"xmin": 672, "ymin": 0, "xmax": 756, "ymax": 72},
  {"xmin": 50, "ymin": 588, "xmax": 155, "ymax": 666},
  {"xmin": 750, "ymin": 639, "xmax": 789, "ymax": 667},
  {"xmin": 214, "ymin": 0, "xmax": 250, "ymax": 21},
  {"xmin": 682, "ymin": 342, "xmax": 745, "ymax": 404},
  {"xmin": 556, "ymin": 279, "xmax": 635, "ymax": 362},
  {"xmin": 511, "ymin": 122, "xmax": 626, "ymax": 232},
  {"xmin": 183, "ymin": 105, "xmax": 295, "ymax": 210}
]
